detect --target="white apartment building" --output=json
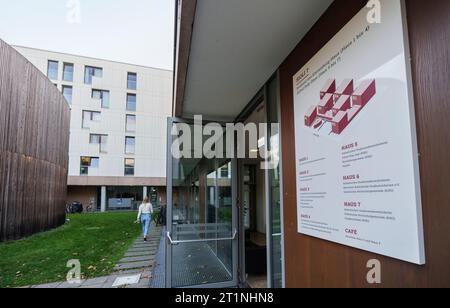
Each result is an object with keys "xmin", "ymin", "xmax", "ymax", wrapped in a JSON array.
[{"xmin": 14, "ymin": 46, "xmax": 172, "ymax": 212}]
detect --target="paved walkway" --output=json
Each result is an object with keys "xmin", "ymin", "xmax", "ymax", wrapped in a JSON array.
[{"xmin": 24, "ymin": 224, "xmax": 163, "ymax": 289}]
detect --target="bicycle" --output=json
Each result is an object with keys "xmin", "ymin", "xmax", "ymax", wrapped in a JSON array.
[
  {"xmin": 65, "ymin": 203, "xmax": 73, "ymax": 214},
  {"xmin": 66, "ymin": 201, "xmax": 83, "ymax": 214},
  {"xmin": 84, "ymin": 198, "xmax": 96, "ymax": 213}
]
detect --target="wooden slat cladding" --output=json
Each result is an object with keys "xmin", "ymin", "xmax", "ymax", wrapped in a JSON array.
[
  {"xmin": 279, "ymin": 0, "xmax": 450, "ymax": 287},
  {"xmin": 0, "ymin": 39, "xmax": 70, "ymax": 242}
]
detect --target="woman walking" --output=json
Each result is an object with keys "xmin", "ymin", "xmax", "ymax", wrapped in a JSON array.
[{"xmin": 136, "ymin": 197, "xmax": 154, "ymax": 241}]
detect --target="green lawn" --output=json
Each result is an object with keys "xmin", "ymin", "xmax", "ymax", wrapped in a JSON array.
[{"xmin": 0, "ymin": 212, "xmax": 141, "ymax": 288}]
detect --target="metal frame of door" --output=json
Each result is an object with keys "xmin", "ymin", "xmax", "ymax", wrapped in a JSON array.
[
  {"xmin": 165, "ymin": 117, "xmax": 239, "ymax": 288},
  {"xmin": 236, "ymin": 71, "xmax": 285, "ymax": 288},
  {"xmin": 265, "ymin": 71, "xmax": 285, "ymax": 288},
  {"xmin": 236, "ymin": 92, "xmax": 272, "ymax": 288}
]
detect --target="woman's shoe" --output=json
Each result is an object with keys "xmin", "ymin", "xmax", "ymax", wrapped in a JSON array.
[{"xmin": 144, "ymin": 237, "xmax": 147, "ymax": 242}]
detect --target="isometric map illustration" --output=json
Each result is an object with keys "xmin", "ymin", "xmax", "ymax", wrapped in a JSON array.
[{"xmin": 304, "ymin": 78, "xmax": 377, "ymax": 135}]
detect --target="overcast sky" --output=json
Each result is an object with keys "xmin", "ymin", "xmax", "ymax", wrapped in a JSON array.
[{"xmin": 0, "ymin": 0, "xmax": 175, "ymax": 70}]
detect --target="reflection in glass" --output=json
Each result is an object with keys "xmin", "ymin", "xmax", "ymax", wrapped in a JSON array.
[
  {"xmin": 124, "ymin": 158, "xmax": 135, "ymax": 176},
  {"xmin": 126, "ymin": 115, "xmax": 136, "ymax": 132},
  {"xmin": 84, "ymin": 66, "xmax": 103, "ymax": 84},
  {"xmin": 80, "ymin": 156, "xmax": 99, "ymax": 175},
  {"xmin": 170, "ymin": 123, "xmax": 234, "ymax": 287},
  {"xmin": 267, "ymin": 75, "xmax": 283, "ymax": 288},
  {"xmin": 47, "ymin": 60, "xmax": 58, "ymax": 80},
  {"xmin": 92, "ymin": 89, "xmax": 110, "ymax": 108},
  {"xmin": 125, "ymin": 137, "xmax": 135, "ymax": 154},
  {"xmin": 62, "ymin": 85, "xmax": 73, "ymax": 104},
  {"xmin": 127, "ymin": 94, "xmax": 137, "ymax": 111},
  {"xmin": 128, "ymin": 72, "xmax": 137, "ymax": 90},
  {"xmin": 63, "ymin": 63, "xmax": 74, "ymax": 82},
  {"xmin": 82, "ymin": 110, "xmax": 101, "ymax": 128},
  {"xmin": 90, "ymin": 134, "xmax": 108, "ymax": 153}
]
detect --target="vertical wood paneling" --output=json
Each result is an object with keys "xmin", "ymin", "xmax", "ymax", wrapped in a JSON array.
[
  {"xmin": 0, "ymin": 39, "xmax": 70, "ymax": 242},
  {"xmin": 279, "ymin": 0, "xmax": 450, "ymax": 287}
]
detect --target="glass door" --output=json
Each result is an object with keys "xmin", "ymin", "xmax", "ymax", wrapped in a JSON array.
[
  {"xmin": 266, "ymin": 73, "xmax": 284, "ymax": 288},
  {"xmin": 166, "ymin": 118, "xmax": 239, "ymax": 288}
]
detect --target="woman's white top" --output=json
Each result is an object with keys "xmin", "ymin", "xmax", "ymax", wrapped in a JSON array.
[{"xmin": 137, "ymin": 203, "xmax": 153, "ymax": 220}]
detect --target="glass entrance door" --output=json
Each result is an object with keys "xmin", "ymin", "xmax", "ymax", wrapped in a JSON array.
[
  {"xmin": 166, "ymin": 118, "xmax": 238, "ymax": 288},
  {"xmin": 266, "ymin": 73, "xmax": 283, "ymax": 288}
]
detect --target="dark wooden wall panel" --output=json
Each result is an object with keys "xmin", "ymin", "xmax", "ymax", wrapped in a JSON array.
[
  {"xmin": 0, "ymin": 39, "xmax": 70, "ymax": 242},
  {"xmin": 279, "ymin": 0, "xmax": 450, "ymax": 287}
]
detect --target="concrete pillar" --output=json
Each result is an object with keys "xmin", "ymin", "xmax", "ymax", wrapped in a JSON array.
[
  {"xmin": 100, "ymin": 186, "xmax": 107, "ymax": 212},
  {"xmin": 143, "ymin": 186, "xmax": 148, "ymax": 200}
]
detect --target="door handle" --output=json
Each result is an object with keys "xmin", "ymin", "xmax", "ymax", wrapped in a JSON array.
[{"xmin": 167, "ymin": 229, "xmax": 238, "ymax": 245}]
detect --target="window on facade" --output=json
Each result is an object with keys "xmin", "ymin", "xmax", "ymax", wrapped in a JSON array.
[
  {"xmin": 124, "ymin": 158, "xmax": 135, "ymax": 176},
  {"xmin": 89, "ymin": 134, "xmax": 108, "ymax": 153},
  {"xmin": 125, "ymin": 137, "xmax": 135, "ymax": 154},
  {"xmin": 47, "ymin": 60, "xmax": 58, "ymax": 80},
  {"xmin": 92, "ymin": 89, "xmax": 110, "ymax": 108},
  {"xmin": 127, "ymin": 72, "xmax": 137, "ymax": 90},
  {"xmin": 126, "ymin": 115, "xmax": 136, "ymax": 132},
  {"xmin": 84, "ymin": 66, "xmax": 103, "ymax": 84},
  {"xmin": 63, "ymin": 63, "xmax": 74, "ymax": 82},
  {"xmin": 82, "ymin": 110, "xmax": 101, "ymax": 128},
  {"xmin": 80, "ymin": 156, "xmax": 99, "ymax": 175},
  {"xmin": 62, "ymin": 85, "xmax": 73, "ymax": 104},
  {"xmin": 126, "ymin": 94, "xmax": 136, "ymax": 111}
]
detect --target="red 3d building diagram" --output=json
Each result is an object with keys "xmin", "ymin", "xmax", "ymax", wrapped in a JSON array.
[{"xmin": 304, "ymin": 78, "xmax": 376, "ymax": 135}]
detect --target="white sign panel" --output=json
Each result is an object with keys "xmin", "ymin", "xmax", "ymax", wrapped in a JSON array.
[{"xmin": 293, "ymin": 0, "xmax": 425, "ymax": 264}]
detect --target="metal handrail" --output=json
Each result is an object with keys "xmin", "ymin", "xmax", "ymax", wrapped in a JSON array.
[{"xmin": 167, "ymin": 229, "xmax": 238, "ymax": 245}]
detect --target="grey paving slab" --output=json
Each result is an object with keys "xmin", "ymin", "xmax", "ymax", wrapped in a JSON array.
[
  {"xmin": 112, "ymin": 269, "xmax": 148, "ymax": 277},
  {"xmin": 113, "ymin": 261, "xmax": 153, "ymax": 271},
  {"xmin": 134, "ymin": 237, "xmax": 160, "ymax": 243},
  {"xmin": 102, "ymin": 279, "xmax": 116, "ymax": 289},
  {"xmin": 133, "ymin": 238, "xmax": 158, "ymax": 243},
  {"xmin": 128, "ymin": 247, "xmax": 154, "ymax": 253},
  {"xmin": 136, "ymin": 241, "xmax": 159, "ymax": 245},
  {"xmin": 128, "ymin": 249, "xmax": 157, "ymax": 255},
  {"xmin": 101, "ymin": 270, "xmax": 149, "ymax": 288},
  {"xmin": 131, "ymin": 245, "xmax": 158, "ymax": 251},
  {"xmin": 134, "ymin": 239, "xmax": 159, "ymax": 243},
  {"xmin": 81, "ymin": 276, "xmax": 109, "ymax": 286},
  {"xmin": 102, "ymin": 274, "xmax": 130, "ymax": 288},
  {"xmin": 135, "ymin": 245, "xmax": 158, "ymax": 250},
  {"xmin": 120, "ymin": 255, "xmax": 155, "ymax": 263},
  {"xmin": 57, "ymin": 281, "xmax": 85, "ymax": 288},
  {"xmin": 124, "ymin": 251, "xmax": 154, "ymax": 258},
  {"xmin": 126, "ymin": 250, "xmax": 158, "ymax": 256},
  {"xmin": 32, "ymin": 282, "xmax": 62, "ymax": 288},
  {"xmin": 132, "ymin": 242, "xmax": 159, "ymax": 248},
  {"xmin": 128, "ymin": 278, "xmax": 151, "ymax": 289},
  {"xmin": 80, "ymin": 284, "xmax": 105, "ymax": 289},
  {"xmin": 140, "ymin": 270, "xmax": 153, "ymax": 279}
]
